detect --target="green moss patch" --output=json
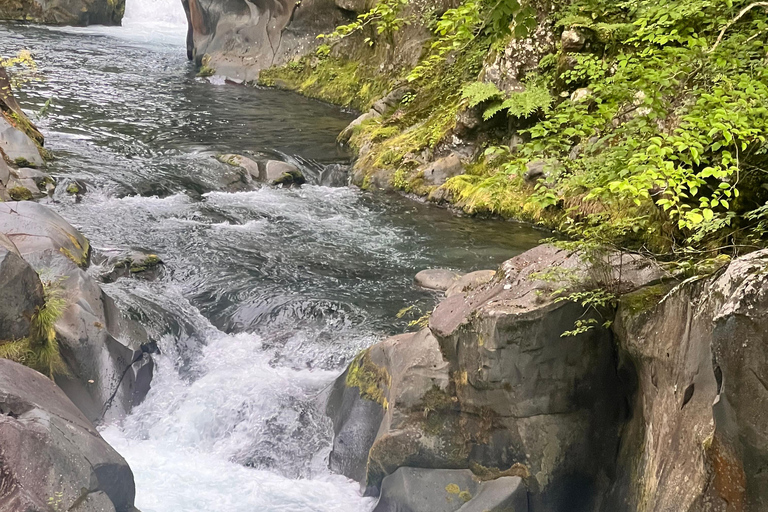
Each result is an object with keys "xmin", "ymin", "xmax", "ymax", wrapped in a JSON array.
[{"xmin": 345, "ymin": 350, "xmax": 391, "ymax": 408}]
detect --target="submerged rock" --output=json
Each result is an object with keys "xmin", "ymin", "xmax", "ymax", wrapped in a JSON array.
[
  {"xmin": 97, "ymin": 249, "xmax": 164, "ymax": 283},
  {"xmin": 414, "ymin": 268, "xmax": 463, "ymax": 292},
  {"xmin": 0, "ymin": 202, "xmax": 153, "ymax": 423},
  {"xmin": 0, "ymin": 0, "xmax": 125, "ymax": 25},
  {"xmin": 216, "ymin": 153, "xmax": 306, "ymax": 188},
  {"xmin": 0, "ymin": 359, "xmax": 138, "ymax": 512}
]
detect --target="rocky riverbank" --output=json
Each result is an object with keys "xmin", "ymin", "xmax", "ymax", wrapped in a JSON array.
[{"xmin": 0, "ymin": 0, "xmax": 126, "ymax": 26}]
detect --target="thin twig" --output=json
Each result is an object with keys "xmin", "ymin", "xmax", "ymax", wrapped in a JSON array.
[{"xmin": 709, "ymin": 2, "xmax": 768, "ymax": 53}]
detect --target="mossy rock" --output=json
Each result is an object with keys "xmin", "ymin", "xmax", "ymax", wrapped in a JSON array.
[
  {"xmin": 8, "ymin": 186, "xmax": 33, "ymax": 201},
  {"xmin": 345, "ymin": 350, "xmax": 391, "ymax": 408}
]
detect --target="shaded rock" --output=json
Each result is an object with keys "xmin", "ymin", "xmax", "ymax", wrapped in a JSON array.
[
  {"xmin": 414, "ymin": 268, "xmax": 463, "ymax": 292},
  {"xmin": 604, "ymin": 250, "xmax": 768, "ymax": 511},
  {"xmin": 0, "ymin": 233, "xmax": 44, "ymax": 341},
  {"xmin": 445, "ymin": 269, "xmax": 496, "ymax": 298},
  {"xmin": 570, "ymin": 87, "xmax": 592, "ymax": 103},
  {"xmin": 523, "ymin": 159, "xmax": 562, "ymax": 184},
  {"xmin": 0, "ymin": 0, "xmax": 125, "ymax": 25},
  {"xmin": 420, "ymin": 154, "xmax": 464, "ymax": 187},
  {"xmin": 261, "ymin": 159, "xmax": 306, "ymax": 186},
  {"xmin": 0, "ymin": 359, "xmax": 137, "ymax": 512},
  {"xmin": 374, "ymin": 467, "xmax": 527, "ymax": 512},
  {"xmin": 0, "ymin": 115, "xmax": 44, "ymax": 168},
  {"xmin": 427, "ymin": 186, "xmax": 454, "ymax": 205},
  {"xmin": 561, "ymin": 29, "xmax": 586, "ymax": 52},
  {"xmin": 0, "ymin": 202, "xmax": 153, "ymax": 423},
  {"xmin": 339, "ymin": 111, "xmax": 377, "ymax": 144},
  {"xmin": 317, "ymin": 163, "xmax": 351, "ymax": 187},
  {"xmin": 335, "ymin": 0, "xmax": 368, "ymax": 13}
]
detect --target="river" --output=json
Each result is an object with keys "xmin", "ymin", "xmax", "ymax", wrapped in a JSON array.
[{"xmin": 0, "ymin": 3, "xmax": 542, "ymax": 511}]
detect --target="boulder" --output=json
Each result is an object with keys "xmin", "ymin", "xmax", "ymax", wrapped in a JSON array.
[
  {"xmin": 414, "ymin": 268, "xmax": 463, "ymax": 292},
  {"xmin": 0, "ymin": 233, "xmax": 44, "ymax": 341},
  {"xmin": 334, "ymin": 0, "xmax": 368, "ymax": 13},
  {"xmin": 260, "ymin": 160, "xmax": 306, "ymax": 186},
  {"xmin": 374, "ymin": 467, "xmax": 528, "ymax": 512},
  {"xmin": 603, "ymin": 250, "xmax": 768, "ymax": 511},
  {"xmin": 97, "ymin": 249, "xmax": 164, "ymax": 283},
  {"xmin": 420, "ymin": 154, "xmax": 465, "ymax": 187},
  {"xmin": 329, "ymin": 245, "xmax": 668, "ymax": 508},
  {"xmin": 0, "ymin": 202, "xmax": 153, "ymax": 423},
  {"xmin": 0, "ymin": 0, "xmax": 125, "ymax": 25},
  {"xmin": 184, "ymin": 0, "xmax": 347, "ymax": 82},
  {"xmin": 561, "ymin": 29, "xmax": 587, "ymax": 52},
  {"xmin": 0, "ymin": 359, "xmax": 137, "ymax": 512},
  {"xmin": 371, "ymin": 87, "xmax": 410, "ymax": 116}
]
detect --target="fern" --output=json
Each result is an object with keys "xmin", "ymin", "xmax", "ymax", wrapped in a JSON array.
[
  {"xmin": 461, "ymin": 81, "xmax": 503, "ymax": 108},
  {"xmin": 498, "ymin": 83, "xmax": 552, "ymax": 118}
]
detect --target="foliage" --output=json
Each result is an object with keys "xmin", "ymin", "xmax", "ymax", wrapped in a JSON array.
[
  {"xmin": 0, "ymin": 50, "xmax": 37, "ymax": 89},
  {"xmin": 318, "ymin": 0, "xmax": 411, "ymax": 45},
  {"xmin": 0, "ymin": 280, "xmax": 68, "ymax": 379},
  {"xmin": 462, "ymin": 77, "xmax": 553, "ymax": 120}
]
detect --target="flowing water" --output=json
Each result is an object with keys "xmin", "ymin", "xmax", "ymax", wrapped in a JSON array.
[{"xmin": 0, "ymin": 5, "xmax": 543, "ymax": 511}]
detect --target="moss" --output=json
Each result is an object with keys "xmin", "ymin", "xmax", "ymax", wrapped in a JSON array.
[
  {"xmin": 458, "ymin": 491, "xmax": 472, "ymax": 502},
  {"xmin": 445, "ymin": 483, "xmax": 460, "ymax": 494},
  {"xmin": 13, "ymin": 157, "xmax": 34, "ymax": 168},
  {"xmin": 66, "ymin": 183, "xmax": 81, "ymax": 195},
  {"xmin": 619, "ymin": 284, "xmax": 673, "ymax": 318},
  {"xmin": 345, "ymin": 350, "xmax": 391, "ymax": 408},
  {"xmin": 469, "ymin": 461, "xmax": 530, "ymax": 481},
  {"xmin": 259, "ymin": 56, "xmax": 392, "ymax": 112},
  {"xmin": 197, "ymin": 54, "xmax": 215, "ymax": 77},
  {"xmin": 8, "ymin": 186, "xmax": 33, "ymax": 201},
  {"xmin": 59, "ymin": 234, "xmax": 90, "ymax": 269}
]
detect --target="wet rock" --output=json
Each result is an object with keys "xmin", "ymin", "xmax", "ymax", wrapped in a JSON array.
[
  {"xmin": 414, "ymin": 268, "xmax": 463, "ymax": 291},
  {"xmin": 374, "ymin": 467, "xmax": 528, "ymax": 512},
  {"xmin": 0, "ymin": 233, "xmax": 44, "ymax": 341},
  {"xmin": 445, "ymin": 270, "xmax": 496, "ymax": 298},
  {"xmin": 561, "ymin": 29, "xmax": 587, "ymax": 52},
  {"xmin": 427, "ymin": 186, "xmax": 454, "ymax": 205},
  {"xmin": 318, "ymin": 163, "xmax": 351, "ymax": 187},
  {"xmin": 261, "ymin": 160, "xmax": 306, "ymax": 187},
  {"xmin": 0, "ymin": 202, "xmax": 153, "ymax": 423},
  {"xmin": 98, "ymin": 249, "xmax": 164, "ymax": 283},
  {"xmin": 0, "ymin": 359, "xmax": 138, "ymax": 512},
  {"xmin": 0, "ymin": 0, "xmax": 125, "ymax": 25},
  {"xmin": 420, "ymin": 154, "xmax": 465, "ymax": 187}
]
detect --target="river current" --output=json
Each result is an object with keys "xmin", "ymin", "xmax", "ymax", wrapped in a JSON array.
[{"xmin": 0, "ymin": 3, "xmax": 542, "ymax": 510}]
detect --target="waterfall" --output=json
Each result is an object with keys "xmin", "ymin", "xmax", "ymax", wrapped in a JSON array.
[{"xmin": 123, "ymin": 0, "xmax": 188, "ymax": 26}]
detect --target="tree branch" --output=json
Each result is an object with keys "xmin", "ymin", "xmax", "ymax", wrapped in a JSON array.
[{"xmin": 709, "ymin": 2, "xmax": 768, "ymax": 53}]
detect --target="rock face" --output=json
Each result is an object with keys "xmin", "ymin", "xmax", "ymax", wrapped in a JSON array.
[
  {"xmin": 0, "ymin": 233, "xmax": 44, "ymax": 341},
  {"xmin": 327, "ymin": 244, "xmax": 668, "ymax": 509},
  {"xmin": 183, "ymin": 0, "xmax": 347, "ymax": 82},
  {"xmin": 0, "ymin": 0, "xmax": 125, "ymax": 25},
  {"xmin": 604, "ymin": 251, "xmax": 768, "ymax": 512},
  {"xmin": 0, "ymin": 202, "xmax": 153, "ymax": 423},
  {"xmin": 0, "ymin": 359, "xmax": 138, "ymax": 512}
]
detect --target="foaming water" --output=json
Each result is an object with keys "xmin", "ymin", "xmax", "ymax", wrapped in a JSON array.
[{"xmin": 0, "ymin": 8, "xmax": 544, "ymax": 511}]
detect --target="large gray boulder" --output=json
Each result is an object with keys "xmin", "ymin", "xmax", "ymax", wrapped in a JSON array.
[
  {"xmin": 0, "ymin": 202, "xmax": 153, "ymax": 423},
  {"xmin": 374, "ymin": 467, "xmax": 528, "ymax": 512},
  {"xmin": 0, "ymin": 115, "xmax": 44, "ymax": 168},
  {"xmin": 0, "ymin": 358, "xmax": 138, "ymax": 512},
  {"xmin": 328, "ymin": 244, "xmax": 667, "ymax": 509},
  {"xmin": 0, "ymin": 233, "xmax": 44, "ymax": 341},
  {"xmin": 0, "ymin": 0, "xmax": 125, "ymax": 25}
]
